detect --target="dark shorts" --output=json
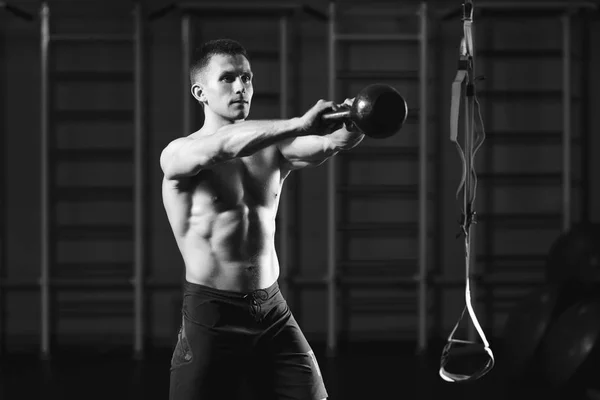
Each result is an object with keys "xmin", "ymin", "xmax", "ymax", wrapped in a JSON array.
[{"xmin": 169, "ymin": 280, "xmax": 328, "ymax": 400}]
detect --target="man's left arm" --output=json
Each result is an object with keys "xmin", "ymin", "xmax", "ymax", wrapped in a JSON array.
[{"xmin": 276, "ymin": 123, "xmax": 365, "ymax": 170}]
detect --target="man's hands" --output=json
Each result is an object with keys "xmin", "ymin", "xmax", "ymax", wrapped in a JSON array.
[
  {"xmin": 337, "ymin": 97, "xmax": 361, "ymax": 134},
  {"xmin": 298, "ymin": 98, "xmax": 360, "ymax": 137},
  {"xmin": 327, "ymin": 97, "xmax": 365, "ymax": 151},
  {"xmin": 298, "ymin": 99, "xmax": 336, "ymax": 136}
]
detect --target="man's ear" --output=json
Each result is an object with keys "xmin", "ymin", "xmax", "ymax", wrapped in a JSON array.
[{"xmin": 191, "ymin": 82, "xmax": 206, "ymax": 104}]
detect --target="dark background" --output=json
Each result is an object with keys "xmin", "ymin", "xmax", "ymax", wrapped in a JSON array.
[{"xmin": 1, "ymin": 0, "xmax": 600, "ymax": 399}]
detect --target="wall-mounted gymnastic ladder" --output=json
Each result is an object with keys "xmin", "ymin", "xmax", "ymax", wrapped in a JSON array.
[
  {"xmin": 179, "ymin": 3, "xmax": 304, "ymax": 302},
  {"xmin": 38, "ymin": 1, "xmax": 145, "ymax": 359},
  {"xmin": 148, "ymin": 1, "xmax": 326, "ymax": 299},
  {"xmin": 286, "ymin": 1, "xmax": 432, "ymax": 355},
  {"xmin": 330, "ymin": 0, "xmax": 431, "ymax": 355}
]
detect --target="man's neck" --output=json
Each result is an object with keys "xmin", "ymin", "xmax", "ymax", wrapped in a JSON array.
[{"xmin": 197, "ymin": 113, "xmax": 244, "ymax": 136}]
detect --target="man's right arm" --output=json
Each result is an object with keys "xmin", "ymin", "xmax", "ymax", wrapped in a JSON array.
[
  {"xmin": 160, "ymin": 99, "xmax": 336, "ymax": 179},
  {"xmin": 160, "ymin": 118, "xmax": 304, "ymax": 179}
]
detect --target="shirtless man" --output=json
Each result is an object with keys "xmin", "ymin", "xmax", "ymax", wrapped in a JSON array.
[{"xmin": 161, "ymin": 38, "xmax": 364, "ymax": 400}]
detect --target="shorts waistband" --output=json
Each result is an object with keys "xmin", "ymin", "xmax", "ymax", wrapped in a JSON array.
[{"xmin": 183, "ymin": 279, "xmax": 280, "ymax": 302}]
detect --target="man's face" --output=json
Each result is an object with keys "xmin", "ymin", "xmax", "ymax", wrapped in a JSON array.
[{"xmin": 193, "ymin": 53, "xmax": 254, "ymax": 121}]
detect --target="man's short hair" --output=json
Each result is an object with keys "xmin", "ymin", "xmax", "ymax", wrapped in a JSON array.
[{"xmin": 189, "ymin": 38, "xmax": 250, "ymax": 84}]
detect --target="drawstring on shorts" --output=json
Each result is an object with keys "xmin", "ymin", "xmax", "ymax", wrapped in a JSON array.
[{"xmin": 243, "ymin": 289, "xmax": 269, "ymax": 322}]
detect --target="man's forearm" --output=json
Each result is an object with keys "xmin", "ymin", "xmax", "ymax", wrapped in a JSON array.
[
  {"xmin": 218, "ymin": 118, "xmax": 304, "ymax": 158},
  {"xmin": 326, "ymin": 127, "xmax": 365, "ymax": 151}
]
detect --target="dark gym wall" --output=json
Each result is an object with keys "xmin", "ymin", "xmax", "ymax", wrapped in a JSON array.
[{"xmin": 1, "ymin": 0, "xmax": 599, "ymax": 350}]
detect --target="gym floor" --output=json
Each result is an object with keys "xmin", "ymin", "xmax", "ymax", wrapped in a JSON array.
[{"xmin": 0, "ymin": 341, "xmax": 565, "ymax": 400}]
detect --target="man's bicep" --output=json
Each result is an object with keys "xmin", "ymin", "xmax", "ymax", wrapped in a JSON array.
[
  {"xmin": 161, "ymin": 137, "xmax": 220, "ymax": 179},
  {"xmin": 277, "ymin": 135, "xmax": 336, "ymax": 169}
]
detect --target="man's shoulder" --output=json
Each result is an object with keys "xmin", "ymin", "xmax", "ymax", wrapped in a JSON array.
[
  {"xmin": 168, "ymin": 136, "xmax": 185, "ymax": 146},
  {"xmin": 163, "ymin": 134, "xmax": 199, "ymax": 154}
]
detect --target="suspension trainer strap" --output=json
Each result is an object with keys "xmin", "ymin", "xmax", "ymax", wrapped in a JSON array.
[{"xmin": 439, "ymin": 0, "xmax": 494, "ymax": 383}]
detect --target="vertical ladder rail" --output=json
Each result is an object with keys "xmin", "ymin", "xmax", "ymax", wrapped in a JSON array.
[
  {"xmin": 561, "ymin": 13, "xmax": 571, "ymax": 231},
  {"xmin": 417, "ymin": 1, "xmax": 428, "ymax": 353},
  {"xmin": 40, "ymin": 2, "xmax": 51, "ymax": 359},
  {"xmin": 0, "ymin": 83, "xmax": 3, "ymax": 354},
  {"xmin": 326, "ymin": 0, "xmax": 337, "ymax": 357},
  {"xmin": 580, "ymin": 15, "xmax": 590, "ymax": 223},
  {"xmin": 279, "ymin": 15, "xmax": 290, "ymax": 298},
  {"xmin": 0, "ymin": 10, "xmax": 4, "ymax": 353},
  {"xmin": 182, "ymin": 14, "xmax": 192, "ymax": 137},
  {"xmin": 133, "ymin": 2, "xmax": 145, "ymax": 358}
]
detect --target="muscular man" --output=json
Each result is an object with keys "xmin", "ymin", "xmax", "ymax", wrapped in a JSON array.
[{"xmin": 161, "ymin": 38, "xmax": 364, "ymax": 400}]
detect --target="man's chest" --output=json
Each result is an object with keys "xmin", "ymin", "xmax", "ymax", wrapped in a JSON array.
[{"xmin": 186, "ymin": 148, "xmax": 283, "ymax": 206}]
